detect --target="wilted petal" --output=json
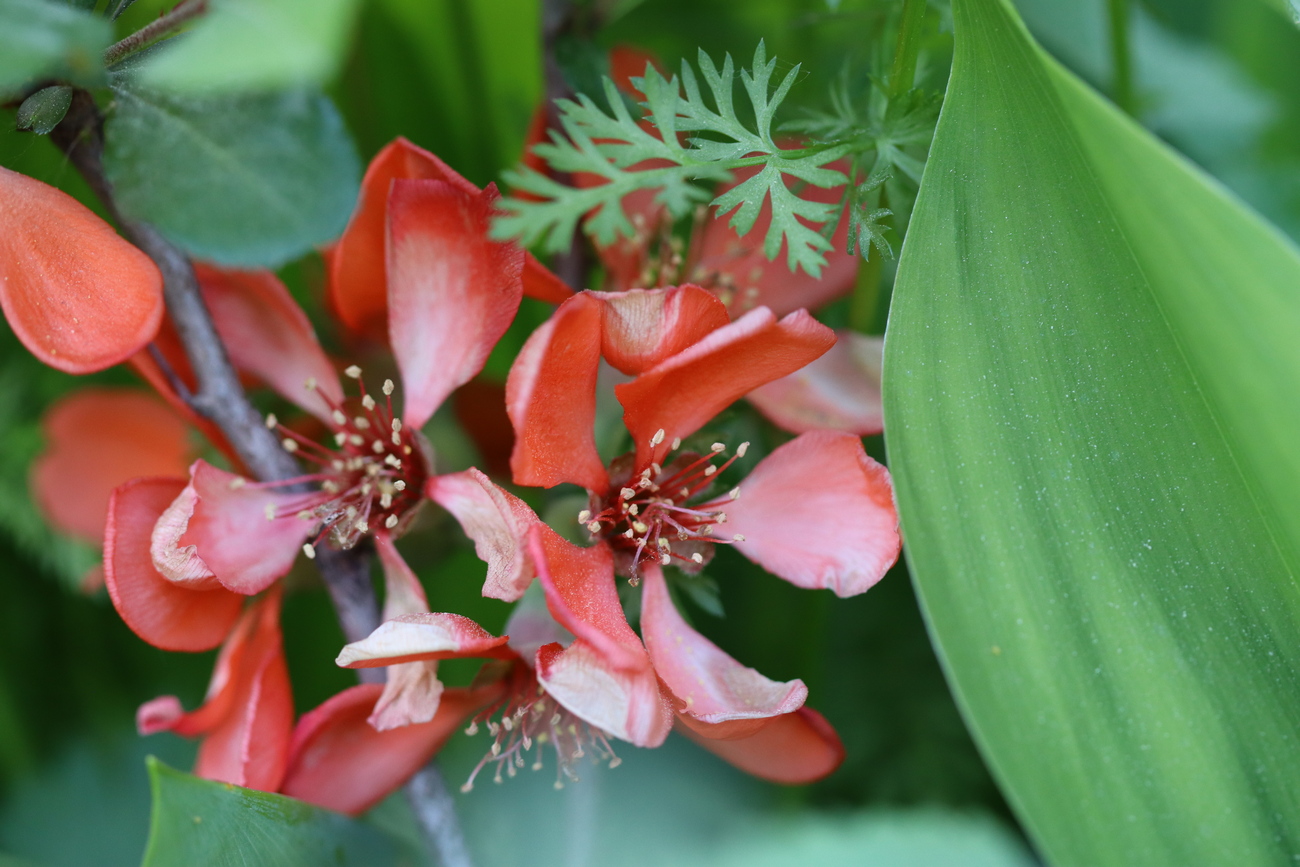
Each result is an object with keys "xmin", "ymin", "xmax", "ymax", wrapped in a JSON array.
[
  {"xmin": 641, "ymin": 564, "xmax": 805, "ymax": 734},
  {"xmin": 105, "ymin": 477, "xmax": 244, "ymax": 652},
  {"xmin": 691, "ymin": 161, "xmax": 858, "ymax": 318},
  {"xmin": 507, "ymin": 292, "xmax": 607, "ymax": 491},
  {"xmin": 156, "ymin": 460, "xmax": 313, "ymax": 595},
  {"xmin": 677, "ymin": 706, "xmax": 845, "ymax": 784},
  {"xmin": 196, "ymin": 264, "xmax": 343, "ymax": 423},
  {"xmin": 528, "ymin": 525, "xmax": 645, "ymax": 671},
  {"xmin": 536, "ymin": 640, "xmax": 671, "ymax": 748},
  {"xmin": 727, "ymin": 431, "xmax": 900, "ymax": 597},
  {"xmin": 387, "ymin": 180, "xmax": 523, "ymax": 428},
  {"xmin": 594, "ymin": 285, "xmax": 730, "ymax": 375},
  {"xmin": 425, "ymin": 468, "xmax": 541, "ymax": 601},
  {"xmin": 337, "ymin": 613, "xmax": 510, "ymax": 669},
  {"xmin": 0, "ymin": 167, "xmax": 163, "ymax": 373},
  {"xmin": 139, "ymin": 591, "xmax": 294, "ymax": 792},
  {"xmin": 328, "ymin": 138, "xmax": 567, "ymax": 341},
  {"xmin": 281, "ymin": 683, "xmax": 498, "ymax": 815},
  {"xmin": 746, "ymin": 332, "xmax": 884, "ymax": 436},
  {"xmin": 617, "ymin": 308, "xmax": 834, "ymax": 467},
  {"xmin": 31, "ymin": 388, "xmax": 192, "ymax": 544}
]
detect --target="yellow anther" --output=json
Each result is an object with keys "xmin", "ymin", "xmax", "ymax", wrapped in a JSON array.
[
  {"xmin": 394, "ymin": 480, "xmax": 407, "ymax": 492},
  {"xmin": 385, "ymin": 455, "xmax": 402, "ymax": 469},
  {"xmin": 391, "ymin": 432, "xmax": 402, "ymax": 446},
  {"xmin": 391, "ymin": 419, "xmax": 402, "ymax": 432},
  {"xmin": 651, "ymin": 428, "xmax": 665, "ymax": 446},
  {"xmin": 633, "ymin": 521, "xmax": 649, "ymax": 534},
  {"xmin": 691, "ymin": 552, "xmax": 704, "ymax": 564},
  {"xmin": 362, "ymin": 394, "xmax": 376, "ymax": 410},
  {"xmin": 732, "ymin": 533, "xmax": 746, "ymax": 542},
  {"xmin": 711, "ymin": 442, "xmax": 725, "ymax": 453},
  {"xmin": 281, "ymin": 438, "xmax": 299, "ymax": 453},
  {"xmin": 737, "ymin": 441, "xmax": 750, "ymax": 458},
  {"xmin": 263, "ymin": 503, "xmax": 276, "ymax": 521},
  {"xmin": 620, "ymin": 487, "xmax": 636, "ymax": 500},
  {"xmin": 586, "ymin": 521, "xmax": 601, "ymax": 533},
  {"xmin": 578, "ymin": 509, "xmax": 592, "ymax": 523},
  {"xmin": 385, "ymin": 515, "xmax": 399, "ymax": 529},
  {"xmin": 703, "ymin": 465, "xmax": 717, "ymax": 476},
  {"xmin": 304, "ymin": 377, "xmax": 318, "ymax": 390},
  {"xmin": 349, "ymin": 434, "xmax": 364, "ymax": 446},
  {"xmin": 382, "ymin": 379, "xmax": 395, "ymax": 395},
  {"xmin": 729, "ymin": 487, "xmax": 741, "ymax": 500},
  {"xmin": 264, "ymin": 413, "xmax": 278, "ymax": 429},
  {"xmin": 334, "ymin": 432, "xmax": 347, "ymax": 446},
  {"xmin": 302, "ymin": 543, "xmax": 316, "ymax": 559},
  {"xmin": 332, "ymin": 410, "xmax": 347, "ymax": 425},
  {"xmin": 354, "ymin": 417, "xmax": 370, "ymax": 430},
  {"xmin": 345, "ymin": 365, "xmax": 362, "ymax": 379},
  {"xmin": 228, "ymin": 477, "xmax": 246, "ymax": 490},
  {"xmin": 372, "ymin": 440, "xmax": 386, "ymax": 453},
  {"xmin": 670, "ymin": 437, "xmax": 681, "ymax": 451}
]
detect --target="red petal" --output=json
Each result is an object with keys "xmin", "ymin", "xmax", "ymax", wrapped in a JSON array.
[
  {"xmin": 727, "ymin": 431, "xmax": 900, "ymax": 597},
  {"xmin": 677, "ymin": 706, "xmax": 845, "ymax": 784},
  {"xmin": 387, "ymin": 180, "xmax": 522, "ymax": 428},
  {"xmin": 174, "ymin": 460, "xmax": 313, "ymax": 595},
  {"xmin": 139, "ymin": 591, "xmax": 294, "ymax": 792},
  {"xmin": 196, "ymin": 264, "xmax": 343, "ymax": 423},
  {"xmin": 374, "ymin": 532, "xmax": 428, "ymax": 619},
  {"xmin": 281, "ymin": 683, "xmax": 497, "ymax": 815},
  {"xmin": 31, "ymin": 388, "xmax": 192, "ymax": 543},
  {"xmin": 746, "ymin": 331, "xmax": 884, "ymax": 436},
  {"xmin": 506, "ymin": 292, "xmax": 607, "ymax": 490},
  {"xmin": 336, "ymin": 613, "xmax": 511, "ymax": 668},
  {"xmin": 641, "ymin": 564, "xmax": 805, "ymax": 735},
  {"xmin": 691, "ymin": 161, "xmax": 857, "ymax": 318},
  {"xmin": 191, "ymin": 590, "xmax": 293, "ymax": 791},
  {"xmin": 328, "ymin": 139, "xmax": 567, "ymax": 341},
  {"xmin": 104, "ymin": 477, "xmax": 244, "ymax": 652},
  {"xmin": 609, "ymin": 45, "xmax": 663, "ymax": 96},
  {"xmin": 528, "ymin": 526, "xmax": 645, "ymax": 671},
  {"xmin": 617, "ymin": 308, "xmax": 835, "ymax": 467},
  {"xmin": 594, "ymin": 285, "xmax": 730, "ymax": 375},
  {"xmin": 425, "ymin": 468, "xmax": 542, "ymax": 601},
  {"xmin": 536, "ymin": 640, "xmax": 672, "ymax": 747},
  {"xmin": 0, "ymin": 167, "xmax": 163, "ymax": 373}
]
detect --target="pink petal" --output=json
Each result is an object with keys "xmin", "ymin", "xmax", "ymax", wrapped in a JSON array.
[
  {"xmin": 196, "ymin": 264, "xmax": 343, "ymax": 423},
  {"xmin": 616, "ymin": 308, "xmax": 835, "ymax": 467},
  {"xmin": 506, "ymin": 292, "xmax": 608, "ymax": 490},
  {"xmin": 727, "ymin": 431, "xmax": 900, "ymax": 597},
  {"xmin": 161, "ymin": 460, "xmax": 313, "ymax": 595},
  {"xmin": 528, "ymin": 525, "xmax": 645, "ymax": 671},
  {"xmin": 691, "ymin": 160, "xmax": 858, "ymax": 318},
  {"xmin": 368, "ymin": 662, "xmax": 444, "ymax": 732},
  {"xmin": 536, "ymin": 641, "xmax": 671, "ymax": 748},
  {"xmin": 641, "ymin": 564, "xmax": 805, "ymax": 734},
  {"xmin": 677, "ymin": 706, "xmax": 845, "ymax": 784},
  {"xmin": 104, "ymin": 477, "xmax": 244, "ymax": 652},
  {"xmin": 425, "ymin": 468, "xmax": 542, "ymax": 601},
  {"xmin": 387, "ymin": 180, "xmax": 523, "ymax": 429},
  {"xmin": 594, "ymin": 285, "xmax": 730, "ymax": 375},
  {"xmin": 281, "ymin": 683, "xmax": 497, "ymax": 815},
  {"xmin": 374, "ymin": 533, "xmax": 428, "ymax": 619},
  {"xmin": 336, "ymin": 613, "xmax": 510, "ymax": 668},
  {"xmin": 746, "ymin": 332, "xmax": 884, "ymax": 436},
  {"xmin": 503, "ymin": 584, "xmax": 572, "ymax": 662},
  {"xmin": 31, "ymin": 388, "xmax": 192, "ymax": 544}
]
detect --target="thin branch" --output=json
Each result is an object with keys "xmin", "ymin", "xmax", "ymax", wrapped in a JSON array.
[
  {"xmin": 50, "ymin": 90, "xmax": 469, "ymax": 862},
  {"xmin": 104, "ymin": 0, "xmax": 209, "ymax": 67}
]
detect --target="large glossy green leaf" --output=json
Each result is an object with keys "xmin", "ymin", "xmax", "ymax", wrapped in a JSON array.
[
  {"xmin": 141, "ymin": 759, "xmax": 409, "ymax": 866},
  {"xmin": 103, "ymin": 80, "xmax": 360, "ymax": 267},
  {"xmin": 885, "ymin": 0, "xmax": 1300, "ymax": 864}
]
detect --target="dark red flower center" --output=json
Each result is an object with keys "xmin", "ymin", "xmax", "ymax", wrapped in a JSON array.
[
  {"xmin": 265, "ymin": 366, "xmax": 429, "ymax": 553},
  {"xmin": 584, "ymin": 429, "xmax": 748, "ymax": 581}
]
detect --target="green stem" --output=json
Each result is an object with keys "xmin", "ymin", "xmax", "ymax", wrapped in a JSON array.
[
  {"xmin": 889, "ymin": 0, "xmax": 928, "ymax": 99},
  {"xmin": 1107, "ymin": 0, "xmax": 1134, "ymax": 115}
]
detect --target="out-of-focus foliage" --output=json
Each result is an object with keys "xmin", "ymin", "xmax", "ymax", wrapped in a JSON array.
[{"xmin": 0, "ymin": 0, "xmax": 109, "ymax": 93}]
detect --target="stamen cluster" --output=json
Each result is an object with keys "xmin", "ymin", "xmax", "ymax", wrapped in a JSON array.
[
  {"xmin": 582, "ymin": 428, "xmax": 748, "ymax": 581},
  {"xmin": 262, "ymin": 366, "xmax": 429, "ymax": 554},
  {"xmin": 461, "ymin": 670, "xmax": 621, "ymax": 792}
]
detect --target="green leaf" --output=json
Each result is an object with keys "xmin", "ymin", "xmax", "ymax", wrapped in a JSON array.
[
  {"xmin": 0, "ymin": 0, "xmax": 109, "ymax": 94},
  {"xmin": 139, "ymin": 0, "xmax": 360, "ymax": 93},
  {"xmin": 103, "ymin": 80, "xmax": 361, "ymax": 267},
  {"xmin": 886, "ymin": 0, "xmax": 1300, "ymax": 863},
  {"xmin": 15, "ymin": 84, "xmax": 72, "ymax": 134},
  {"xmin": 142, "ymin": 759, "xmax": 409, "ymax": 867}
]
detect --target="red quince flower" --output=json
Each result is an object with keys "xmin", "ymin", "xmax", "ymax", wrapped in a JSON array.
[
  {"xmin": 326, "ymin": 137, "xmax": 570, "ymax": 343},
  {"xmin": 0, "ymin": 166, "xmax": 163, "ymax": 373},
  {"xmin": 137, "ymin": 582, "xmax": 502, "ymax": 814}
]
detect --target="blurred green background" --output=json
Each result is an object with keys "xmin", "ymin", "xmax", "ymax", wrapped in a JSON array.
[{"xmin": 3, "ymin": 0, "xmax": 1299, "ymax": 863}]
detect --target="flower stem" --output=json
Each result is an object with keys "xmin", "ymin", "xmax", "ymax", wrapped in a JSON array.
[
  {"xmin": 1107, "ymin": 0, "xmax": 1135, "ymax": 115},
  {"xmin": 49, "ymin": 90, "xmax": 468, "ymax": 863},
  {"xmin": 888, "ymin": 0, "xmax": 927, "ymax": 100},
  {"xmin": 103, "ymin": 0, "xmax": 209, "ymax": 68}
]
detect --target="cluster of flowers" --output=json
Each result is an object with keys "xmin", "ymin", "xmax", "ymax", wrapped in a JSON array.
[{"xmin": 4, "ymin": 77, "xmax": 898, "ymax": 813}]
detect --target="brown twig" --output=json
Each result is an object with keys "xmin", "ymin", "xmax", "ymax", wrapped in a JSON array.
[
  {"xmin": 103, "ymin": 0, "xmax": 210, "ymax": 67},
  {"xmin": 50, "ymin": 89, "xmax": 468, "ymax": 865}
]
